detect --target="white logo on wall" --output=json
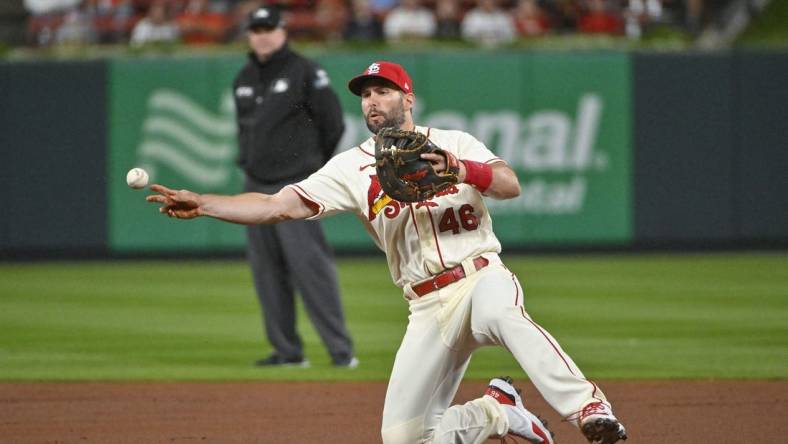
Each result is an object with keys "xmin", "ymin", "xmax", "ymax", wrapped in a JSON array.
[
  {"xmin": 135, "ymin": 89, "xmax": 239, "ymax": 188},
  {"xmin": 338, "ymin": 93, "xmax": 609, "ymax": 215}
]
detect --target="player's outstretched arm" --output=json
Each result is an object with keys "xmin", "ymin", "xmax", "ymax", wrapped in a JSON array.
[{"xmin": 146, "ymin": 184, "xmax": 316, "ymax": 224}]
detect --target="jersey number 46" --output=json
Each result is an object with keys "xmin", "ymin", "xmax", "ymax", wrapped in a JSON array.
[{"xmin": 438, "ymin": 205, "xmax": 479, "ymax": 234}]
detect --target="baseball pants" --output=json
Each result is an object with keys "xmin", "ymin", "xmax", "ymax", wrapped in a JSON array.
[
  {"xmin": 380, "ymin": 256, "xmax": 608, "ymax": 444},
  {"xmin": 245, "ymin": 178, "xmax": 353, "ymax": 363}
]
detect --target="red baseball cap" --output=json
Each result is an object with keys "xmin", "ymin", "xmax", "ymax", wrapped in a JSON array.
[{"xmin": 348, "ymin": 61, "xmax": 414, "ymax": 96}]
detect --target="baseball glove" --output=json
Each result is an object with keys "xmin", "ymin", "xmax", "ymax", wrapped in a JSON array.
[{"xmin": 374, "ymin": 128, "xmax": 460, "ymax": 202}]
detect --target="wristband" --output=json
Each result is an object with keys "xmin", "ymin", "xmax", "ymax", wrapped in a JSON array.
[{"xmin": 461, "ymin": 160, "xmax": 493, "ymax": 192}]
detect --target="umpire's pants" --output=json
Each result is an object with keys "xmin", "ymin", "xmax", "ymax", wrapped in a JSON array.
[{"xmin": 244, "ymin": 177, "xmax": 353, "ymax": 363}]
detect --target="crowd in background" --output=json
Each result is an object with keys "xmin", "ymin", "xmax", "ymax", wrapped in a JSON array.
[{"xmin": 23, "ymin": 0, "xmax": 703, "ymax": 47}]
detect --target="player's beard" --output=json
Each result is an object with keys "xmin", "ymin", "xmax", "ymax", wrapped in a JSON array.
[{"xmin": 365, "ymin": 98, "xmax": 407, "ymax": 133}]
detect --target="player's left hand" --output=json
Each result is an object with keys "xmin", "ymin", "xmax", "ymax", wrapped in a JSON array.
[
  {"xmin": 421, "ymin": 152, "xmax": 467, "ymax": 182},
  {"xmin": 146, "ymin": 184, "xmax": 203, "ymax": 219}
]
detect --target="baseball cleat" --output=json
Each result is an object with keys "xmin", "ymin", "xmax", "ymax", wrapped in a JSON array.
[
  {"xmin": 578, "ymin": 402, "xmax": 627, "ymax": 444},
  {"xmin": 485, "ymin": 376, "xmax": 555, "ymax": 444},
  {"xmin": 333, "ymin": 356, "xmax": 360, "ymax": 369},
  {"xmin": 254, "ymin": 353, "xmax": 310, "ymax": 368}
]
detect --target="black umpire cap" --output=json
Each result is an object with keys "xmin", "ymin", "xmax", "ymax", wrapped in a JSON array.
[{"xmin": 246, "ymin": 6, "xmax": 282, "ymax": 30}]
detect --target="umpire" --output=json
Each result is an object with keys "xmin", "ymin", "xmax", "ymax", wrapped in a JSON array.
[{"xmin": 233, "ymin": 5, "xmax": 356, "ymax": 368}]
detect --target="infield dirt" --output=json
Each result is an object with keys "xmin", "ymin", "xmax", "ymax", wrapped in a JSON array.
[{"xmin": 1, "ymin": 380, "xmax": 785, "ymax": 443}]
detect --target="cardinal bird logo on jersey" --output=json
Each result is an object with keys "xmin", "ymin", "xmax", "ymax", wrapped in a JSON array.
[{"xmin": 367, "ymin": 175, "xmax": 403, "ymax": 221}]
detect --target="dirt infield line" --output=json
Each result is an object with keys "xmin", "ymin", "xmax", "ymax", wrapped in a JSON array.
[{"xmin": 1, "ymin": 380, "xmax": 785, "ymax": 443}]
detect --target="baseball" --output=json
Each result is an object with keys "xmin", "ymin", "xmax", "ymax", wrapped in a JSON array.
[{"xmin": 126, "ymin": 167, "xmax": 149, "ymax": 189}]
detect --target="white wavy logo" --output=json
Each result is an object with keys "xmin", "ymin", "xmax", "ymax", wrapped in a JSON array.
[{"xmin": 135, "ymin": 89, "xmax": 239, "ymax": 188}]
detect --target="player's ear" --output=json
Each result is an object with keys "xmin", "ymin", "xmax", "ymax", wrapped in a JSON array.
[{"xmin": 403, "ymin": 92, "xmax": 415, "ymax": 112}]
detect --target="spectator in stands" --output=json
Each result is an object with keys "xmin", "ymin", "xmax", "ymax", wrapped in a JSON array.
[
  {"xmin": 343, "ymin": 0, "xmax": 384, "ymax": 42},
  {"xmin": 226, "ymin": 0, "xmax": 263, "ymax": 42},
  {"xmin": 24, "ymin": 0, "xmax": 81, "ymax": 45},
  {"xmin": 685, "ymin": 0, "xmax": 702, "ymax": 34},
  {"xmin": 88, "ymin": 0, "xmax": 135, "ymax": 43},
  {"xmin": 24, "ymin": 0, "xmax": 79, "ymax": 16},
  {"xmin": 315, "ymin": 0, "xmax": 349, "ymax": 40},
  {"xmin": 434, "ymin": 0, "xmax": 462, "ymax": 40},
  {"xmin": 368, "ymin": 0, "xmax": 399, "ymax": 17},
  {"xmin": 176, "ymin": 0, "xmax": 231, "ymax": 44},
  {"xmin": 461, "ymin": 0, "xmax": 516, "ymax": 47},
  {"xmin": 577, "ymin": 0, "xmax": 623, "ymax": 34},
  {"xmin": 622, "ymin": 0, "xmax": 662, "ymax": 39},
  {"xmin": 513, "ymin": 0, "xmax": 550, "ymax": 37},
  {"xmin": 130, "ymin": 0, "xmax": 179, "ymax": 46},
  {"xmin": 546, "ymin": 0, "xmax": 581, "ymax": 33},
  {"xmin": 54, "ymin": 2, "xmax": 96, "ymax": 44},
  {"xmin": 625, "ymin": 0, "xmax": 662, "ymax": 24},
  {"xmin": 383, "ymin": 0, "xmax": 436, "ymax": 42}
]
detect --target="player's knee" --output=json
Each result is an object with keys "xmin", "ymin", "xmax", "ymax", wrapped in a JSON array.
[
  {"xmin": 381, "ymin": 417, "xmax": 425, "ymax": 444},
  {"xmin": 381, "ymin": 428, "xmax": 416, "ymax": 444}
]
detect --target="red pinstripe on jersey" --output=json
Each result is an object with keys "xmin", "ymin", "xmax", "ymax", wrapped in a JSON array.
[
  {"xmin": 408, "ymin": 203, "xmax": 421, "ymax": 238},
  {"xmin": 426, "ymin": 207, "xmax": 448, "ymax": 270}
]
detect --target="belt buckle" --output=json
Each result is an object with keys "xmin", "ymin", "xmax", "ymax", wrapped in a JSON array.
[{"xmin": 432, "ymin": 277, "xmax": 439, "ymax": 291}]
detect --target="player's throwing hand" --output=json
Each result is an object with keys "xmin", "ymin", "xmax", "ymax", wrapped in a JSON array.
[{"xmin": 146, "ymin": 184, "xmax": 203, "ymax": 219}]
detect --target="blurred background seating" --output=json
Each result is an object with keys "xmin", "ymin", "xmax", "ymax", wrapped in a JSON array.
[{"xmin": 1, "ymin": 0, "xmax": 777, "ymax": 49}]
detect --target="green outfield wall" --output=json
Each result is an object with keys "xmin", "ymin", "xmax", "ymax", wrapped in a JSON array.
[
  {"xmin": 109, "ymin": 57, "xmax": 244, "ymax": 252},
  {"xmin": 0, "ymin": 61, "xmax": 107, "ymax": 253},
  {"xmin": 1, "ymin": 51, "xmax": 786, "ymax": 256},
  {"xmin": 107, "ymin": 52, "xmax": 632, "ymax": 252}
]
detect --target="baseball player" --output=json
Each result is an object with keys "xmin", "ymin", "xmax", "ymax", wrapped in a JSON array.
[{"xmin": 146, "ymin": 61, "xmax": 628, "ymax": 444}]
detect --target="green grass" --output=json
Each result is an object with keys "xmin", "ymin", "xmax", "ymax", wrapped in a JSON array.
[
  {"xmin": 738, "ymin": 0, "xmax": 788, "ymax": 47},
  {"xmin": 1, "ymin": 253, "xmax": 786, "ymax": 381}
]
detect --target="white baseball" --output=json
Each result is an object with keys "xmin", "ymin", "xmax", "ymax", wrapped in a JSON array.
[{"xmin": 126, "ymin": 167, "xmax": 149, "ymax": 189}]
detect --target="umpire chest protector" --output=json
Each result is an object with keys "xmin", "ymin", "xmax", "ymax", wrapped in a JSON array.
[{"xmin": 233, "ymin": 44, "xmax": 343, "ymax": 185}]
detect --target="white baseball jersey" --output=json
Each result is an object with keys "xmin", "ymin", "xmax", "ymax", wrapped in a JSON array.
[{"xmin": 288, "ymin": 126, "xmax": 504, "ymax": 287}]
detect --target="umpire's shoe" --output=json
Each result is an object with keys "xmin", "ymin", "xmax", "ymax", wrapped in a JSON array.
[
  {"xmin": 254, "ymin": 353, "xmax": 310, "ymax": 368},
  {"xmin": 333, "ymin": 356, "xmax": 360, "ymax": 369},
  {"xmin": 578, "ymin": 401, "xmax": 627, "ymax": 444},
  {"xmin": 485, "ymin": 376, "xmax": 554, "ymax": 444}
]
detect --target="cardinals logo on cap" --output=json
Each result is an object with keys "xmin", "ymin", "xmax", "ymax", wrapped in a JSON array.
[
  {"xmin": 366, "ymin": 63, "xmax": 381, "ymax": 75},
  {"xmin": 349, "ymin": 61, "xmax": 413, "ymax": 96}
]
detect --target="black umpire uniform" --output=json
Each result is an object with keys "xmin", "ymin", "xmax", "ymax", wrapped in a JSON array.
[{"xmin": 233, "ymin": 6, "xmax": 354, "ymax": 367}]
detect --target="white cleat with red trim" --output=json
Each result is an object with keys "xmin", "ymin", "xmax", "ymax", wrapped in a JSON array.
[
  {"xmin": 578, "ymin": 401, "xmax": 628, "ymax": 444},
  {"xmin": 485, "ymin": 376, "xmax": 555, "ymax": 444}
]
